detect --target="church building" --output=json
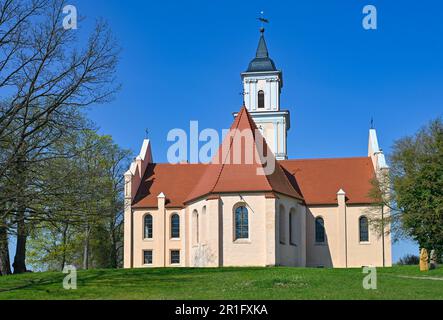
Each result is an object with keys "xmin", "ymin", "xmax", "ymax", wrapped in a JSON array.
[{"xmin": 123, "ymin": 28, "xmax": 392, "ymax": 269}]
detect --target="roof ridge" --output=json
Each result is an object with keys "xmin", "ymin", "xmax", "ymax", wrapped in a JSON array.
[
  {"xmin": 184, "ymin": 106, "xmax": 302, "ymax": 203},
  {"xmin": 208, "ymin": 106, "xmax": 246, "ymax": 194},
  {"xmin": 242, "ymin": 107, "xmax": 275, "ymax": 191},
  {"xmin": 280, "ymin": 156, "xmax": 371, "ymax": 162}
]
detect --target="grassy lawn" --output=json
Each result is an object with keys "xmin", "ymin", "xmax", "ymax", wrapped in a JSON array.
[{"xmin": 0, "ymin": 266, "xmax": 442, "ymax": 300}]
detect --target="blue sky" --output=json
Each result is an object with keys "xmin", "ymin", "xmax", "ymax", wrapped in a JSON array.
[{"xmin": 52, "ymin": 0, "xmax": 442, "ymax": 263}]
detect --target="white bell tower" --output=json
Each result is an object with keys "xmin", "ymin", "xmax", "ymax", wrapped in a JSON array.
[{"xmin": 236, "ymin": 27, "xmax": 290, "ymax": 160}]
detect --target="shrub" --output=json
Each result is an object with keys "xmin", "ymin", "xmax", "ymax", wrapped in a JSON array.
[{"xmin": 397, "ymin": 254, "xmax": 420, "ymax": 265}]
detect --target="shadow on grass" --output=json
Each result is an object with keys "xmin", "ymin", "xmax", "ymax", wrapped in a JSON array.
[
  {"xmin": 0, "ymin": 276, "xmax": 64, "ymax": 293},
  {"xmin": 0, "ymin": 271, "xmax": 109, "ymax": 294}
]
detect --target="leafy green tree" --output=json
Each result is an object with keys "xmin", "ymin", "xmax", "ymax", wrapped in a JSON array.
[
  {"xmin": 370, "ymin": 118, "xmax": 443, "ymax": 261},
  {"xmin": 0, "ymin": 0, "xmax": 120, "ymax": 273},
  {"xmin": 26, "ymin": 129, "xmax": 130, "ymax": 271}
]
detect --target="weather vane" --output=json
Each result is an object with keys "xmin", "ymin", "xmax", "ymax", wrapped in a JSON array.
[{"xmin": 257, "ymin": 11, "xmax": 269, "ymax": 31}]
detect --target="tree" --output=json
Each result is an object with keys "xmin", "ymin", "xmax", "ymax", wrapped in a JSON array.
[
  {"xmin": 370, "ymin": 118, "xmax": 443, "ymax": 261},
  {"xmin": 0, "ymin": 210, "xmax": 12, "ymax": 275},
  {"xmin": 0, "ymin": 0, "xmax": 120, "ymax": 273},
  {"xmin": 26, "ymin": 129, "xmax": 130, "ymax": 271}
]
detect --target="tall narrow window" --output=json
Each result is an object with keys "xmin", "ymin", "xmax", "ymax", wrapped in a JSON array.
[
  {"xmin": 171, "ymin": 214, "xmax": 180, "ymax": 238},
  {"xmin": 144, "ymin": 214, "xmax": 153, "ymax": 239},
  {"xmin": 359, "ymin": 216, "xmax": 369, "ymax": 242},
  {"xmin": 201, "ymin": 206, "xmax": 207, "ymax": 243},
  {"xmin": 289, "ymin": 208, "xmax": 296, "ymax": 245},
  {"xmin": 192, "ymin": 210, "xmax": 199, "ymax": 245},
  {"xmin": 315, "ymin": 217, "xmax": 325, "ymax": 243},
  {"xmin": 258, "ymin": 90, "xmax": 265, "ymax": 108},
  {"xmin": 235, "ymin": 206, "xmax": 249, "ymax": 239},
  {"xmin": 279, "ymin": 205, "xmax": 286, "ymax": 244}
]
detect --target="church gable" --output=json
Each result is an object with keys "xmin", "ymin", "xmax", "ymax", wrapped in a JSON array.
[{"xmin": 185, "ymin": 106, "xmax": 301, "ymax": 203}]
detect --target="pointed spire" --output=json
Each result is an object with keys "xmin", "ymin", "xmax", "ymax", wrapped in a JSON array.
[
  {"xmin": 256, "ymin": 28, "xmax": 269, "ymax": 58},
  {"xmin": 246, "ymin": 28, "xmax": 277, "ymax": 72}
]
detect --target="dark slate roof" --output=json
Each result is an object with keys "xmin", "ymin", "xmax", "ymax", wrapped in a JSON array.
[{"xmin": 246, "ymin": 29, "xmax": 277, "ymax": 72}]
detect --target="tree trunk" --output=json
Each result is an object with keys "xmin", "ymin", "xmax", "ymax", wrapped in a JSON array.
[
  {"xmin": 60, "ymin": 223, "xmax": 69, "ymax": 271},
  {"xmin": 83, "ymin": 226, "xmax": 90, "ymax": 270},
  {"xmin": 109, "ymin": 212, "xmax": 119, "ymax": 269},
  {"xmin": 0, "ymin": 221, "xmax": 12, "ymax": 276},
  {"xmin": 13, "ymin": 208, "xmax": 27, "ymax": 274},
  {"xmin": 12, "ymin": 149, "xmax": 28, "ymax": 274},
  {"xmin": 109, "ymin": 230, "xmax": 117, "ymax": 269}
]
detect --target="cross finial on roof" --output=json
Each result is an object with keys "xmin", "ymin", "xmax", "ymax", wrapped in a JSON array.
[
  {"xmin": 240, "ymin": 90, "xmax": 249, "ymax": 106},
  {"xmin": 145, "ymin": 128, "xmax": 149, "ymax": 139},
  {"xmin": 370, "ymin": 118, "xmax": 374, "ymax": 129}
]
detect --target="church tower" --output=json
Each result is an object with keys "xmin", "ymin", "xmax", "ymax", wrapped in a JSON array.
[{"xmin": 238, "ymin": 27, "xmax": 290, "ymax": 160}]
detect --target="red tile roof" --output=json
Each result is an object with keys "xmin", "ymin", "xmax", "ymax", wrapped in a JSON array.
[
  {"xmin": 132, "ymin": 156, "xmax": 377, "ymax": 208},
  {"xmin": 132, "ymin": 163, "xmax": 208, "ymax": 208},
  {"xmin": 280, "ymin": 157, "xmax": 377, "ymax": 205},
  {"xmin": 131, "ymin": 108, "xmax": 377, "ymax": 208},
  {"xmin": 184, "ymin": 106, "xmax": 302, "ymax": 203}
]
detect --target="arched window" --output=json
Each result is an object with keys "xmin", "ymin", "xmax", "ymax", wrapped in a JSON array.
[
  {"xmin": 192, "ymin": 210, "xmax": 199, "ymax": 245},
  {"xmin": 235, "ymin": 206, "xmax": 249, "ymax": 240},
  {"xmin": 258, "ymin": 90, "xmax": 265, "ymax": 108},
  {"xmin": 171, "ymin": 214, "xmax": 180, "ymax": 239},
  {"xmin": 359, "ymin": 216, "xmax": 369, "ymax": 242},
  {"xmin": 289, "ymin": 208, "xmax": 296, "ymax": 245},
  {"xmin": 201, "ymin": 206, "xmax": 207, "ymax": 243},
  {"xmin": 279, "ymin": 205, "xmax": 286, "ymax": 244},
  {"xmin": 315, "ymin": 217, "xmax": 325, "ymax": 243},
  {"xmin": 144, "ymin": 214, "xmax": 153, "ymax": 239}
]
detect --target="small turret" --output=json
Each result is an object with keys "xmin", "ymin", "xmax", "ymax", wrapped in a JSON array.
[{"xmin": 368, "ymin": 129, "xmax": 388, "ymax": 171}]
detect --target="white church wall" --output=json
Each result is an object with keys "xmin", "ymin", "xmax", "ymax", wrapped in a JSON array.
[
  {"xmin": 306, "ymin": 206, "xmax": 338, "ymax": 268},
  {"xmin": 219, "ymin": 194, "xmax": 269, "ymax": 267},
  {"xmin": 306, "ymin": 204, "xmax": 392, "ymax": 268},
  {"xmin": 186, "ymin": 198, "xmax": 220, "ymax": 268},
  {"xmin": 123, "ymin": 139, "xmax": 153, "ymax": 269},
  {"xmin": 345, "ymin": 205, "xmax": 392, "ymax": 268},
  {"xmin": 130, "ymin": 207, "xmax": 186, "ymax": 268},
  {"xmin": 276, "ymin": 195, "xmax": 305, "ymax": 267}
]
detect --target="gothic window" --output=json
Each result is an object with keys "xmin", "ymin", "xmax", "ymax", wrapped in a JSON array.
[
  {"xmin": 171, "ymin": 214, "xmax": 180, "ymax": 239},
  {"xmin": 359, "ymin": 216, "xmax": 369, "ymax": 242},
  {"xmin": 315, "ymin": 217, "xmax": 325, "ymax": 243},
  {"xmin": 144, "ymin": 214, "xmax": 153, "ymax": 239},
  {"xmin": 235, "ymin": 206, "xmax": 249, "ymax": 239},
  {"xmin": 258, "ymin": 90, "xmax": 265, "ymax": 108}
]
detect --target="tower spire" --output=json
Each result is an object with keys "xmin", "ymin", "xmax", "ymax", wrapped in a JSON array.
[
  {"xmin": 239, "ymin": 20, "xmax": 288, "ymax": 160},
  {"xmin": 256, "ymin": 28, "xmax": 269, "ymax": 59},
  {"xmin": 246, "ymin": 25, "xmax": 276, "ymax": 72}
]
